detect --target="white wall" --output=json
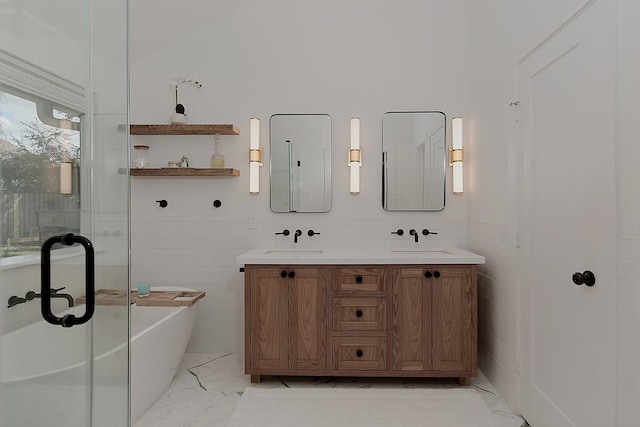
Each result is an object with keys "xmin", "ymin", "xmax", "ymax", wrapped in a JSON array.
[
  {"xmin": 130, "ymin": 0, "xmax": 471, "ymax": 353},
  {"xmin": 616, "ymin": 1, "xmax": 640, "ymax": 424}
]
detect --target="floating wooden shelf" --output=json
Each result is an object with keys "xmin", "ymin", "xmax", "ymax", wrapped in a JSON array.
[
  {"xmin": 128, "ymin": 167, "xmax": 240, "ymax": 177},
  {"xmin": 127, "ymin": 124, "xmax": 240, "ymax": 135}
]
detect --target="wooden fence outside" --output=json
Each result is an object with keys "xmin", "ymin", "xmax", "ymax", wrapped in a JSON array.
[{"xmin": 0, "ymin": 192, "xmax": 80, "ymax": 246}]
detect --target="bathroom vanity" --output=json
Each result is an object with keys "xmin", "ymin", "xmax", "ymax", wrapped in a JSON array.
[{"xmin": 238, "ymin": 246, "xmax": 485, "ymax": 385}]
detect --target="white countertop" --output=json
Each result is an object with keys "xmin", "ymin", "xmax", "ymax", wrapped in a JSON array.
[{"xmin": 236, "ymin": 244, "xmax": 485, "ymax": 265}]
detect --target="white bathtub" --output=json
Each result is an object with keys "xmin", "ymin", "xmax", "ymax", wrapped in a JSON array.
[{"xmin": 0, "ymin": 286, "xmax": 199, "ymax": 425}]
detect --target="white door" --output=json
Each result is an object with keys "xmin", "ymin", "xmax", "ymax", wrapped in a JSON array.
[{"xmin": 518, "ymin": 1, "xmax": 617, "ymax": 426}]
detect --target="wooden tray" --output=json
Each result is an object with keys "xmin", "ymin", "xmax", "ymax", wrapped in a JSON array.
[
  {"xmin": 77, "ymin": 289, "xmax": 205, "ymax": 306},
  {"xmin": 77, "ymin": 289, "xmax": 129, "ymax": 306},
  {"xmin": 133, "ymin": 290, "xmax": 205, "ymax": 306}
]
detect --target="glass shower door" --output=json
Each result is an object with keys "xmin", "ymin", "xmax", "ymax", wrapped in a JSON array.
[{"xmin": 0, "ymin": 0, "xmax": 129, "ymax": 426}]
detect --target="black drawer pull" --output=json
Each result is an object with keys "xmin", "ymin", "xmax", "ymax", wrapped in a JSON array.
[
  {"xmin": 288, "ymin": 271, "xmax": 295, "ymax": 279},
  {"xmin": 355, "ymin": 276, "xmax": 363, "ymax": 283},
  {"xmin": 281, "ymin": 271, "xmax": 287, "ymax": 278},
  {"xmin": 433, "ymin": 271, "xmax": 440, "ymax": 278},
  {"xmin": 356, "ymin": 310, "xmax": 363, "ymax": 318},
  {"xmin": 356, "ymin": 349, "xmax": 363, "ymax": 358},
  {"xmin": 425, "ymin": 271, "xmax": 432, "ymax": 278}
]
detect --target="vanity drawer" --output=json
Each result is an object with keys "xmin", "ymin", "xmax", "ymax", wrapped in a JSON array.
[
  {"xmin": 332, "ymin": 268, "xmax": 386, "ymax": 294},
  {"xmin": 332, "ymin": 297, "xmax": 386, "ymax": 331},
  {"xmin": 332, "ymin": 336, "xmax": 387, "ymax": 371}
]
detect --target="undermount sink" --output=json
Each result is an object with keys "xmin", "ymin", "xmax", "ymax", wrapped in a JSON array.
[
  {"xmin": 263, "ymin": 249, "xmax": 324, "ymax": 256},
  {"xmin": 388, "ymin": 248, "xmax": 452, "ymax": 256}
]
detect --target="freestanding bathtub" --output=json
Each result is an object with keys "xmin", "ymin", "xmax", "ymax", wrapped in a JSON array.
[{"xmin": 0, "ymin": 286, "xmax": 199, "ymax": 425}]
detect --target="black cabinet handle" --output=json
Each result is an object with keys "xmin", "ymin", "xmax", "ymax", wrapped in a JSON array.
[
  {"xmin": 356, "ymin": 310, "xmax": 363, "ymax": 318},
  {"xmin": 288, "ymin": 271, "xmax": 295, "ymax": 279},
  {"xmin": 41, "ymin": 234, "xmax": 94, "ymax": 327},
  {"xmin": 425, "ymin": 271, "xmax": 432, "ymax": 278},
  {"xmin": 391, "ymin": 229, "xmax": 404, "ymax": 236},
  {"xmin": 281, "ymin": 271, "xmax": 288, "ymax": 278},
  {"xmin": 356, "ymin": 276, "xmax": 363, "ymax": 283},
  {"xmin": 356, "ymin": 349, "xmax": 363, "ymax": 358},
  {"xmin": 572, "ymin": 270, "xmax": 595, "ymax": 287},
  {"xmin": 433, "ymin": 271, "xmax": 440, "ymax": 278}
]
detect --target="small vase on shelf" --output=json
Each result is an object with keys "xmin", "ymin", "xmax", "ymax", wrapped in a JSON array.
[
  {"xmin": 210, "ymin": 134, "xmax": 225, "ymax": 168},
  {"xmin": 170, "ymin": 104, "xmax": 186, "ymax": 125}
]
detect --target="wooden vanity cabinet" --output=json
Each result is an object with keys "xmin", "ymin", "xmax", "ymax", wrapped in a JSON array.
[
  {"xmin": 392, "ymin": 266, "xmax": 477, "ymax": 384},
  {"xmin": 330, "ymin": 268, "xmax": 388, "ymax": 373},
  {"xmin": 245, "ymin": 266, "xmax": 327, "ymax": 381},
  {"xmin": 244, "ymin": 264, "xmax": 476, "ymax": 384}
]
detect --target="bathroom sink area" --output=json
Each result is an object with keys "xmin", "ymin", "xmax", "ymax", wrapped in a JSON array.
[
  {"xmin": 237, "ymin": 245, "xmax": 485, "ymax": 265},
  {"xmin": 388, "ymin": 248, "xmax": 452, "ymax": 255},
  {"xmin": 263, "ymin": 249, "xmax": 324, "ymax": 256}
]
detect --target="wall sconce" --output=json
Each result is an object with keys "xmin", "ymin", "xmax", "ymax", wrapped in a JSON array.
[
  {"xmin": 60, "ymin": 161, "xmax": 72, "ymax": 194},
  {"xmin": 349, "ymin": 117, "xmax": 362, "ymax": 194},
  {"xmin": 249, "ymin": 118, "xmax": 263, "ymax": 194},
  {"xmin": 449, "ymin": 117, "xmax": 464, "ymax": 194}
]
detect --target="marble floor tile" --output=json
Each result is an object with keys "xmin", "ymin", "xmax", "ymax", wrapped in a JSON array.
[{"xmin": 134, "ymin": 353, "xmax": 525, "ymax": 427}]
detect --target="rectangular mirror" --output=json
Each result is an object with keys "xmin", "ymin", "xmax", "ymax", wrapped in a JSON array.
[
  {"xmin": 382, "ymin": 111, "xmax": 446, "ymax": 211},
  {"xmin": 270, "ymin": 114, "xmax": 331, "ymax": 212}
]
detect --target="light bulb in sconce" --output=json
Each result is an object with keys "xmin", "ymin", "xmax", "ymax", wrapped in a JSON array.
[
  {"xmin": 450, "ymin": 117, "xmax": 464, "ymax": 194},
  {"xmin": 249, "ymin": 118, "xmax": 263, "ymax": 194},
  {"xmin": 349, "ymin": 117, "xmax": 362, "ymax": 194}
]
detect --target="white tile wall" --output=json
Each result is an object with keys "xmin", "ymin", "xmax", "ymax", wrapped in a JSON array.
[{"xmin": 468, "ymin": 221, "xmax": 510, "ymax": 399}]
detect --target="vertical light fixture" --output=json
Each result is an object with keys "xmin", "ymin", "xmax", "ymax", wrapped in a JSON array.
[
  {"xmin": 349, "ymin": 117, "xmax": 362, "ymax": 194},
  {"xmin": 249, "ymin": 118, "xmax": 262, "ymax": 194},
  {"xmin": 449, "ymin": 117, "xmax": 464, "ymax": 194},
  {"xmin": 60, "ymin": 161, "xmax": 72, "ymax": 194}
]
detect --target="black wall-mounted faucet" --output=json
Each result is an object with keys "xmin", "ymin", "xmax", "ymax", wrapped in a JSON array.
[
  {"xmin": 7, "ymin": 295, "xmax": 26, "ymax": 308},
  {"xmin": 275, "ymin": 229, "xmax": 290, "ymax": 236},
  {"xmin": 422, "ymin": 229, "xmax": 438, "ymax": 236},
  {"xmin": 409, "ymin": 229, "xmax": 419, "ymax": 243},
  {"xmin": 294, "ymin": 229, "xmax": 302, "ymax": 243},
  {"xmin": 307, "ymin": 230, "xmax": 320, "ymax": 237},
  {"xmin": 25, "ymin": 286, "xmax": 75, "ymax": 307}
]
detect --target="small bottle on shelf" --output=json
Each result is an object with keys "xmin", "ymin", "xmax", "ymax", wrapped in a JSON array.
[
  {"xmin": 181, "ymin": 155, "xmax": 189, "ymax": 167},
  {"xmin": 210, "ymin": 134, "xmax": 225, "ymax": 168}
]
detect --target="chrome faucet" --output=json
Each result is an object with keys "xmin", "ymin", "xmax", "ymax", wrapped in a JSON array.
[
  {"xmin": 294, "ymin": 229, "xmax": 302, "ymax": 243},
  {"xmin": 25, "ymin": 287, "xmax": 75, "ymax": 307}
]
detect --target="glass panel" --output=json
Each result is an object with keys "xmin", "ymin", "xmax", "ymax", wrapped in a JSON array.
[{"xmin": 0, "ymin": 0, "xmax": 129, "ymax": 426}]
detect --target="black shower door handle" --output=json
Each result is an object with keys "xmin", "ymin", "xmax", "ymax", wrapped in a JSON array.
[{"xmin": 41, "ymin": 233, "xmax": 95, "ymax": 327}]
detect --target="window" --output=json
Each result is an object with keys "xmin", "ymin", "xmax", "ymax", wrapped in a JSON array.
[{"xmin": 0, "ymin": 88, "xmax": 81, "ymax": 258}]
